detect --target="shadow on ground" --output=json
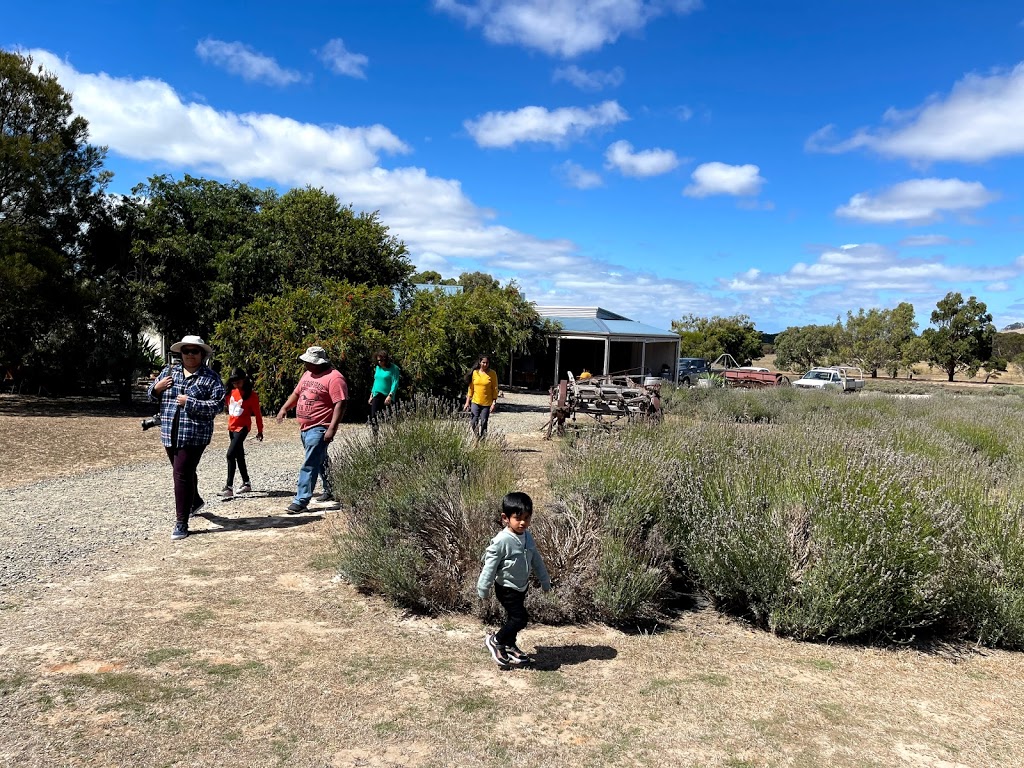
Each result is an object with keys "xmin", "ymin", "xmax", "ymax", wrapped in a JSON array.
[
  {"xmin": 0, "ymin": 394, "xmax": 155, "ymax": 417},
  {"xmin": 194, "ymin": 509, "xmax": 325, "ymax": 533},
  {"xmin": 530, "ymin": 644, "xmax": 618, "ymax": 671}
]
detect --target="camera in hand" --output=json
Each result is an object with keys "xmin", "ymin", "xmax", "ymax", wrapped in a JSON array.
[{"xmin": 141, "ymin": 414, "xmax": 162, "ymax": 431}]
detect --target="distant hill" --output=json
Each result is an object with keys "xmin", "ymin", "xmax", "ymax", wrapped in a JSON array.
[{"xmin": 1002, "ymin": 322, "xmax": 1024, "ymax": 333}]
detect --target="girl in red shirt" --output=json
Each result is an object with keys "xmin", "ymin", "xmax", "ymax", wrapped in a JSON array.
[{"xmin": 220, "ymin": 368, "xmax": 264, "ymax": 498}]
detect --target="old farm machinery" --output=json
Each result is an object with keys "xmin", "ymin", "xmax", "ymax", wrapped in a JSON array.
[
  {"xmin": 711, "ymin": 354, "xmax": 792, "ymax": 389},
  {"xmin": 544, "ymin": 370, "xmax": 662, "ymax": 438}
]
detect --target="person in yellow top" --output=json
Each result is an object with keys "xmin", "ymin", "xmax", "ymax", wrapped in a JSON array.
[{"xmin": 463, "ymin": 353, "xmax": 499, "ymax": 440}]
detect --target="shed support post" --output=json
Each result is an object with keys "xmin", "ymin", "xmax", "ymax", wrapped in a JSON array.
[{"xmin": 553, "ymin": 337, "xmax": 561, "ymax": 384}]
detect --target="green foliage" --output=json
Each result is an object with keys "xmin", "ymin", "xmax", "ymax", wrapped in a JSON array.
[
  {"xmin": 921, "ymin": 292, "xmax": 996, "ymax": 382},
  {"xmin": 255, "ymin": 187, "xmax": 413, "ymax": 293},
  {"xmin": 671, "ymin": 314, "xmax": 762, "ymax": 364},
  {"xmin": 329, "ymin": 396, "xmax": 519, "ymax": 613},
  {"xmin": 0, "ymin": 51, "xmax": 108, "ymax": 379},
  {"xmin": 543, "ymin": 429, "xmax": 678, "ymax": 623},
  {"xmin": 392, "ymin": 282, "xmax": 548, "ymax": 398},
  {"xmin": 212, "ymin": 281, "xmax": 396, "ymax": 414},
  {"xmin": 657, "ymin": 389, "xmax": 1024, "ymax": 647},
  {"xmin": 773, "ymin": 322, "xmax": 845, "ymax": 371},
  {"xmin": 844, "ymin": 303, "xmax": 918, "ymax": 378}
]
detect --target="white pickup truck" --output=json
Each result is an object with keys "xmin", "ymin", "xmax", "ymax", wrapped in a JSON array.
[{"xmin": 793, "ymin": 366, "xmax": 865, "ymax": 392}]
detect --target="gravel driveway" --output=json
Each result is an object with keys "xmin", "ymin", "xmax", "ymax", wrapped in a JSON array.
[{"xmin": 0, "ymin": 391, "xmax": 552, "ymax": 599}]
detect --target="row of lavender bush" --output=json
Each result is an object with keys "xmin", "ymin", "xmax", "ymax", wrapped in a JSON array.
[{"xmin": 329, "ymin": 387, "xmax": 1024, "ymax": 647}]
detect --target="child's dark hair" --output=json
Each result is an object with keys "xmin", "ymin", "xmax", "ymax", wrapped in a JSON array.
[
  {"xmin": 501, "ymin": 491, "xmax": 533, "ymax": 520},
  {"xmin": 228, "ymin": 367, "xmax": 253, "ymax": 399}
]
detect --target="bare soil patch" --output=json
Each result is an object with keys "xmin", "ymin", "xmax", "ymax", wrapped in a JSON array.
[{"xmin": 1, "ymin": 394, "xmax": 1023, "ymax": 767}]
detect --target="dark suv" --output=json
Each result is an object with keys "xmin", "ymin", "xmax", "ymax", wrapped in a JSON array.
[{"xmin": 677, "ymin": 357, "xmax": 710, "ymax": 387}]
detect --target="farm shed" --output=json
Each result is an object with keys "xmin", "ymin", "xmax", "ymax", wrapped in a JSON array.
[{"xmin": 509, "ymin": 307, "xmax": 680, "ymax": 390}]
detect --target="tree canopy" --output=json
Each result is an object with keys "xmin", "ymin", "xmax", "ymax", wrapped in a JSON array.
[
  {"xmin": 0, "ymin": 51, "xmax": 109, "ymax": 379},
  {"xmin": 671, "ymin": 314, "xmax": 762, "ymax": 364},
  {"xmin": 921, "ymin": 292, "xmax": 996, "ymax": 382},
  {"xmin": 773, "ymin": 323, "xmax": 845, "ymax": 372}
]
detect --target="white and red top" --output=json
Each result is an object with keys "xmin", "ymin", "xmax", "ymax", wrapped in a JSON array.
[{"xmin": 227, "ymin": 388, "xmax": 264, "ymax": 434}]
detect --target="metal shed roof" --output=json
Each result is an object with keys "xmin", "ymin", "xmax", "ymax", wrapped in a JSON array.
[{"xmin": 535, "ymin": 306, "xmax": 677, "ymax": 340}]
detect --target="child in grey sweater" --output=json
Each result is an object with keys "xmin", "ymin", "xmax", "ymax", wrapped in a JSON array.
[{"xmin": 477, "ymin": 492, "xmax": 551, "ymax": 667}]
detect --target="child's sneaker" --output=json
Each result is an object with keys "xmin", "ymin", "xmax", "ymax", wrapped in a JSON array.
[
  {"xmin": 237, "ymin": 484, "xmax": 252, "ymax": 494},
  {"xmin": 484, "ymin": 634, "xmax": 509, "ymax": 667},
  {"xmin": 171, "ymin": 522, "xmax": 188, "ymax": 541},
  {"xmin": 504, "ymin": 643, "xmax": 534, "ymax": 665},
  {"xmin": 218, "ymin": 486, "xmax": 233, "ymax": 498}
]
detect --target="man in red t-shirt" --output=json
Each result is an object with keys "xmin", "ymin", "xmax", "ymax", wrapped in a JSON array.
[{"xmin": 276, "ymin": 346, "xmax": 348, "ymax": 513}]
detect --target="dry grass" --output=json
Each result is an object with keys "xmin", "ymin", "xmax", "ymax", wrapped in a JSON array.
[{"xmin": 1, "ymin": 396, "xmax": 1024, "ymax": 767}]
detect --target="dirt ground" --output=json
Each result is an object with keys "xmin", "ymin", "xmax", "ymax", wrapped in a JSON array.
[{"xmin": 2, "ymin": 394, "xmax": 1024, "ymax": 767}]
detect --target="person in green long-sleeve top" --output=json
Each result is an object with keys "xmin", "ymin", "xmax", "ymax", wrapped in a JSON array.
[
  {"xmin": 477, "ymin": 492, "xmax": 551, "ymax": 668},
  {"xmin": 368, "ymin": 350, "xmax": 400, "ymax": 434}
]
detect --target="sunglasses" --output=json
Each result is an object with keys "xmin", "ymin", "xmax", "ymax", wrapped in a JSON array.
[{"xmin": 180, "ymin": 348, "xmax": 204, "ymax": 355}]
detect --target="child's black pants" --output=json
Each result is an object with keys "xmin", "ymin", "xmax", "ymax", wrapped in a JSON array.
[{"xmin": 494, "ymin": 584, "xmax": 529, "ymax": 647}]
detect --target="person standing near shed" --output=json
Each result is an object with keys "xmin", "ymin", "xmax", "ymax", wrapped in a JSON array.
[
  {"xmin": 276, "ymin": 346, "xmax": 347, "ymax": 514},
  {"xmin": 463, "ymin": 353, "xmax": 499, "ymax": 440}
]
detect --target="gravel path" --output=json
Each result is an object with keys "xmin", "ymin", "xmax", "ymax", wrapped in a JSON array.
[{"xmin": 0, "ymin": 392, "xmax": 552, "ymax": 599}]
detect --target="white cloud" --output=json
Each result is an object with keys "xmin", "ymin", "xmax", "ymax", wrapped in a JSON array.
[
  {"xmin": 25, "ymin": 49, "xmax": 710, "ymax": 329},
  {"xmin": 464, "ymin": 100, "xmax": 627, "ymax": 147},
  {"xmin": 722, "ymin": 243, "xmax": 1022, "ymax": 299},
  {"xmin": 434, "ymin": 0, "xmax": 702, "ymax": 57},
  {"xmin": 835, "ymin": 179, "xmax": 998, "ymax": 225},
  {"xmin": 30, "ymin": 51, "xmax": 407, "ymax": 180},
  {"xmin": 552, "ymin": 64, "xmax": 624, "ymax": 91},
  {"xmin": 317, "ymin": 38, "xmax": 369, "ymax": 79},
  {"xmin": 684, "ymin": 162, "xmax": 764, "ymax": 197},
  {"xmin": 194, "ymin": 38, "xmax": 303, "ymax": 86},
  {"xmin": 898, "ymin": 234, "xmax": 953, "ymax": 248},
  {"xmin": 674, "ymin": 105, "xmax": 694, "ymax": 121},
  {"xmin": 557, "ymin": 160, "xmax": 603, "ymax": 189},
  {"xmin": 604, "ymin": 140, "xmax": 679, "ymax": 177},
  {"xmin": 807, "ymin": 61, "xmax": 1024, "ymax": 162}
]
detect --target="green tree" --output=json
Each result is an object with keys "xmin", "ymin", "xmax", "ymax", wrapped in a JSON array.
[
  {"xmin": 843, "ymin": 308, "xmax": 888, "ymax": 377},
  {"xmin": 921, "ymin": 292, "xmax": 996, "ymax": 382},
  {"xmin": 392, "ymin": 283, "xmax": 548, "ymax": 398},
  {"xmin": 411, "ymin": 270, "xmax": 444, "ymax": 284},
  {"xmin": 886, "ymin": 302, "xmax": 919, "ymax": 378},
  {"xmin": 773, "ymin": 322, "xmax": 844, "ymax": 372},
  {"xmin": 845, "ymin": 303, "xmax": 918, "ymax": 378},
  {"xmin": 0, "ymin": 51, "xmax": 109, "ymax": 379},
  {"xmin": 458, "ymin": 271, "xmax": 500, "ymax": 292},
  {"xmin": 256, "ymin": 187, "xmax": 414, "ymax": 293},
  {"xmin": 671, "ymin": 314, "xmax": 762, "ymax": 364},
  {"xmin": 129, "ymin": 174, "xmax": 267, "ymax": 342},
  {"xmin": 212, "ymin": 281, "xmax": 398, "ymax": 415}
]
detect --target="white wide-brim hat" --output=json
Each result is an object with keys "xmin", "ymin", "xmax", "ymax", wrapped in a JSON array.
[
  {"xmin": 169, "ymin": 335, "xmax": 214, "ymax": 357},
  {"xmin": 298, "ymin": 345, "xmax": 330, "ymax": 366}
]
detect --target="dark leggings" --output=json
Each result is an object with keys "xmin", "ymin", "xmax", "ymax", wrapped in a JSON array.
[
  {"xmin": 494, "ymin": 583, "xmax": 529, "ymax": 647},
  {"xmin": 165, "ymin": 445, "xmax": 207, "ymax": 524},
  {"xmin": 226, "ymin": 427, "xmax": 250, "ymax": 486},
  {"xmin": 369, "ymin": 394, "xmax": 389, "ymax": 433}
]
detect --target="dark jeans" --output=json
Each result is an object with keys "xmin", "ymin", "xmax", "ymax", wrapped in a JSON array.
[
  {"xmin": 226, "ymin": 427, "xmax": 250, "ymax": 486},
  {"xmin": 494, "ymin": 583, "xmax": 529, "ymax": 647},
  {"xmin": 369, "ymin": 393, "xmax": 390, "ymax": 434},
  {"xmin": 165, "ymin": 444, "xmax": 207, "ymax": 525},
  {"xmin": 469, "ymin": 402, "xmax": 491, "ymax": 439}
]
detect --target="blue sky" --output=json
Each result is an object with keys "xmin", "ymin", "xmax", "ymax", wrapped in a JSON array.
[{"xmin": 6, "ymin": 1, "xmax": 1024, "ymax": 332}]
